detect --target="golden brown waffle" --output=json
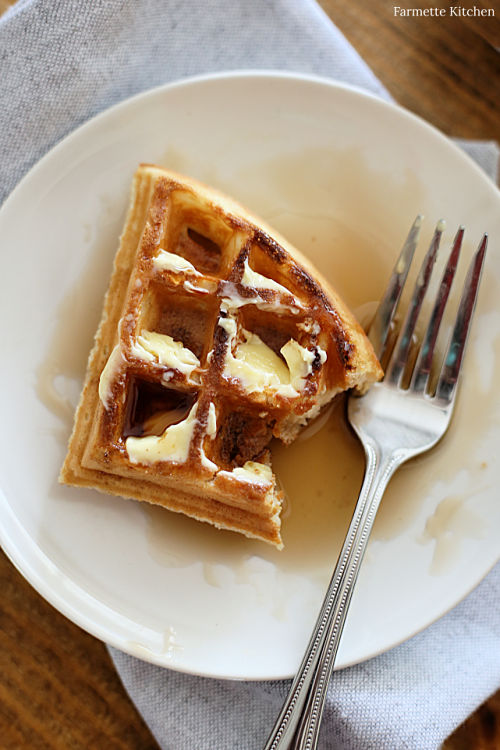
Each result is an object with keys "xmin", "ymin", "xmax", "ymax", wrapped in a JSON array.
[{"xmin": 60, "ymin": 165, "xmax": 382, "ymax": 548}]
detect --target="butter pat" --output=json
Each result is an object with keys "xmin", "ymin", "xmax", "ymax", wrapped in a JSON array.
[
  {"xmin": 131, "ymin": 331, "xmax": 199, "ymax": 377},
  {"xmin": 222, "ymin": 323, "xmax": 296, "ymax": 395},
  {"xmin": 281, "ymin": 340, "xmax": 327, "ymax": 390},
  {"xmin": 153, "ymin": 249, "xmax": 200, "ymax": 275},
  {"xmin": 218, "ymin": 461, "xmax": 273, "ymax": 486},
  {"xmin": 99, "ymin": 344, "xmax": 125, "ymax": 409},
  {"xmin": 218, "ymin": 260, "xmax": 302, "ymax": 313},
  {"xmin": 206, "ymin": 402, "xmax": 217, "ymax": 437},
  {"xmin": 200, "ymin": 402, "xmax": 218, "ymax": 472},
  {"xmin": 241, "ymin": 259, "xmax": 292, "ymax": 297},
  {"xmin": 183, "ymin": 280, "xmax": 210, "ymax": 295},
  {"xmin": 126, "ymin": 402, "xmax": 198, "ymax": 465},
  {"xmin": 219, "ymin": 313, "xmax": 326, "ymax": 396},
  {"xmin": 234, "ymin": 331, "xmax": 291, "ymax": 385}
]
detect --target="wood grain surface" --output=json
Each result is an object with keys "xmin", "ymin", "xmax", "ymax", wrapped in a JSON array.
[
  {"xmin": 0, "ymin": 0, "xmax": 12, "ymax": 13},
  {"xmin": 1, "ymin": 0, "xmax": 499, "ymax": 748}
]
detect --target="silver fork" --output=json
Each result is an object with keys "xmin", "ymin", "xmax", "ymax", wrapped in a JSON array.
[{"xmin": 263, "ymin": 216, "xmax": 488, "ymax": 750}]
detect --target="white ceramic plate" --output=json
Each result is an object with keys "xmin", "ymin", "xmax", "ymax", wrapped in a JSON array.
[{"xmin": 1, "ymin": 72, "xmax": 499, "ymax": 680}]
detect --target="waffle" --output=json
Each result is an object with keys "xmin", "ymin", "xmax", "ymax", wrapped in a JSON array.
[{"xmin": 60, "ymin": 165, "xmax": 382, "ymax": 548}]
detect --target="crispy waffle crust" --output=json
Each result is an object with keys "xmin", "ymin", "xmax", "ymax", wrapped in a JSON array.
[{"xmin": 60, "ymin": 165, "xmax": 382, "ymax": 548}]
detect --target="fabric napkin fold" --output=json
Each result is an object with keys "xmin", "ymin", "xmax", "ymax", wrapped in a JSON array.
[{"xmin": 1, "ymin": 1, "xmax": 499, "ymax": 749}]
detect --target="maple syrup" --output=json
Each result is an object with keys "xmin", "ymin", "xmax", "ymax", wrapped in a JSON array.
[{"xmin": 123, "ymin": 379, "xmax": 196, "ymax": 438}]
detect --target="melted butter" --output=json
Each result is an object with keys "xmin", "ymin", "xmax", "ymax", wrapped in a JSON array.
[
  {"xmin": 218, "ymin": 461, "xmax": 273, "ymax": 486},
  {"xmin": 126, "ymin": 401, "xmax": 198, "ymax": 465},
  {"xmin": 206, "ymin": 402, "xmax": 217, "ymax": 437},
  {"xmin": 241, "ymin": 259, "xmax": 293, "ymax": 297},
  {"xmin": 183, "ymin": 279, "xmax": 211, "ymax": 295},
  {"xmin": 220, "ymin": 316, "xmax": 322, "ymax": 396},
  {"xmin": 131, "ymin": 330, "xmax": 199, "ymax": 376},
  {"xmin": 200, "ymin": 402, "xmax": 218, "ymax": 472},
  {"xmin": 98, "ymin": 344, "xmax": 124, "ymax": 409},
  {"xmin": 233, "ymin": 331, "xmax": 290, "ymax": 387},
  {"xmin": 153, "ymin": 249, "xmax": 200, "ymax": 275},
  {"xmin": 281, "ymin": 339, "xmax": 326, "ymax": 390},
  {"xmin": 219, "ymin": 316, "xmax": 296, "ymax": 395}
]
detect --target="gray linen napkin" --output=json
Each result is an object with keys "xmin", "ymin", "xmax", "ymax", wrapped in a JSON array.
[{"xmin": 1, "ymin": 1, "xmax": 499, "ymax": 749}]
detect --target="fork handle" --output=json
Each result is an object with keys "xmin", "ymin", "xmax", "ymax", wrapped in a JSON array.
[{"xmin": 263, "ymin": 443, "xmax": 402, "ymax": 750}]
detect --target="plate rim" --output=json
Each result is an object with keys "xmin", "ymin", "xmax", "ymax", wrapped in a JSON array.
[{"xmin": 2, "ymin": 69, "xmax": 498, "ymax": 218}]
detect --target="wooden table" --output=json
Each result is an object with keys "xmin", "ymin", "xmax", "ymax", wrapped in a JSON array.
[{"xmin": 1, "ymin": 1, "xmax": 499, "ymax": 748}]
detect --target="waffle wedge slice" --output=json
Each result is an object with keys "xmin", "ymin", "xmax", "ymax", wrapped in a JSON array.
[{"xmin": 60, "ymin": 165, "xmax": 382, "ymax": 548}]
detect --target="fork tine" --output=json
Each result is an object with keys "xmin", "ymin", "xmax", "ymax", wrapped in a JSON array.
[
  {"xmin": 410, "ymin": 227, "xmax": 464, "ymax": 394},
  {"xmin": 368, "ymin": 214, "xmax": 422, "ymax": 360},
  {"xmin": 385, "ymin": 219, "xmax": 444, "ymax": 387},
  {"xmin": 435, "ymin": 234, "xmax": 488, "ymax": 404}
]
